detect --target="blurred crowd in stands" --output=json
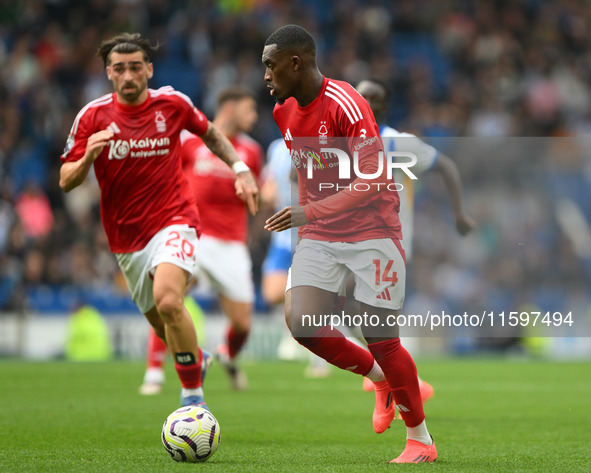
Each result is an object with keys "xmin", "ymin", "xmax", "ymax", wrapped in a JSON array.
[{"xmin": 1, "ymin": 0, "xmax": 591, "ymax": 337}]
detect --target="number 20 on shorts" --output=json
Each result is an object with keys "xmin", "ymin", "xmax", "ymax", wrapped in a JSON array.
[{"xmin": 165, "ymin": 230, "xmax": 195, "ymax": 259}]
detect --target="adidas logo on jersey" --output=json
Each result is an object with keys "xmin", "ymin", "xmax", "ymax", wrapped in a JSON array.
[
  {"xmin": 284, "ymin": 129, "xmax": 293, "ymax": 141},
  {"xmin": 107, "ymin": 121, "xmax": 121, "ymax": 134}
]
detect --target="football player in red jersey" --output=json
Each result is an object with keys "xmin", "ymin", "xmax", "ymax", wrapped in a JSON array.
[
  {"xmin": 140, "ymin": 87, "xmax": 263, "ymax": 392},
  {"xmin": 59, "ymin": 33, "xmax": 258, "ymax": 410},
  {"xmin": 262, "ymin": 25, "xmax": 436, "ymax": 463}
]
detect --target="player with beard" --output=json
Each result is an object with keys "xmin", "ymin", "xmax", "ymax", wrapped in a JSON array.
[
  {"xmin": 60, "ymin": 33, "xmax": 258, "ymax": 410},
  {"xmin": 140, "ymin": 87, "xmax": 263, "ymax": 392}
]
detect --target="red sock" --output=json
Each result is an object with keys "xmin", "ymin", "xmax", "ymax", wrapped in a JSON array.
[
  {"xmin": 368, "ymin": 338, "xmax": 425, "ymax": 427},
  {"xmin": 174, "ymin": 349, "xmax": 203, "ymax": 389},
  {"xmin": 295, "ymin": 326, "xmax": 374, "ymax": 376},
  {"xmin": 227, "ymin": 326, "xmax": 248, "ymax": 359},
  {"xmin": 147, "ymin": 327, "xmax": 168, "ymax": 369}
]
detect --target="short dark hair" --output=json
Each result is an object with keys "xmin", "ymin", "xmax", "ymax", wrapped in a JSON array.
[
  {"xmin": 217, "ymin": 87, "xmax": 256, "ymax": 109},
  {"xmin": 96, "ymin": 32, "xmax": 158, "ymax": 66},
  {"xmin": 264, "ymin": 24, "xmax": 316, "ymax": 54}
]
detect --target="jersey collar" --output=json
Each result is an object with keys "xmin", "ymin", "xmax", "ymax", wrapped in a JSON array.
[{"xmin": 113, "ymin": 90, "xmax": 152, "ymax": 114}]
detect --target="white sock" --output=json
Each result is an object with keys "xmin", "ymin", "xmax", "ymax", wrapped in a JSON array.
[
  {"xmin": 406, "ymin": 420, "xmax": 432, "ymax": 445},
  {"xmin": 143, "ymin": 367, "xmax": 165, "ymax": 385},
  {"xmin": 365, "ymin": 360, "xmax": 386, "ymax": 383},
  {"xmin": 181, "ymin": 386, "xmax": 203, "ymax": 398}
]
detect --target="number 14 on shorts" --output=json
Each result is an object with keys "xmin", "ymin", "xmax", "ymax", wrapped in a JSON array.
[
  {"xmin": 373, "ymin": 259, "xmax": 398, "ymax": 285},
  {"xmin": 373, "ymin": 259, "xmax": 398, "ymax": 301}
]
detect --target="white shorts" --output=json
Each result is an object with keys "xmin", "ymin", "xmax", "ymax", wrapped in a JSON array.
[
  {"xmin": 287, "ymin": 238, "xmax": 406, "ymax": 310},
  {"xmin": 194, "ymin": 234, "xmax": 254, "ymax": 304},
  {"xmin": 115, "ymin": 224, "xmax": 199, "ymax": 314}
]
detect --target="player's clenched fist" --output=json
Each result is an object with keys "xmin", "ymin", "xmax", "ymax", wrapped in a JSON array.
[{"xmin": 85, "ymin": 129, "xmax": 114, "ymax": 164}]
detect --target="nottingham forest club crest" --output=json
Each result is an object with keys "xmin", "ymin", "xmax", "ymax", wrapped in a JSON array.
[
  {"xmin": 155, "ymin": 111, "xmax": 166, "ymax": 132},
  {"xmin": 318, "ymin": 121, "xmax": 328, "ymax": 145}
]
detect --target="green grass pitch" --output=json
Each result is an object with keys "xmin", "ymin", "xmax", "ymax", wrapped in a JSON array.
[{"xmin": 0, "ymin": 358, "xmax": 589, "ymax": 472}]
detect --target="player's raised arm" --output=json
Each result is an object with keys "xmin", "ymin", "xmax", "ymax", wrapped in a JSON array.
[
  {"xmin": 200, "ymin": 121, "xmax": 259, "ymax": 215},
  {"xmin": 59, "ymin": 129, "xmax": 114, "ymax": 192}
]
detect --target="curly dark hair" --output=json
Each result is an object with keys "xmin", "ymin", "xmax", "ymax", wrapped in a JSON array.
[{"xmin": 96, "ymin": 32, "xmax": 159, "ymax": 66}]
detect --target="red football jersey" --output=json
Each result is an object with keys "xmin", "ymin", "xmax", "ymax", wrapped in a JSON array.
[
  {"xmin": 61, "ymin": 87, "xmax": 209, "ymax": 253},
  {"xmin": 180, "ymin": 131, "xmax": 262, "ymax": 242},
  {"xmin": 272, "ymin": 77, "xmax": 402, "ymax": 242}
]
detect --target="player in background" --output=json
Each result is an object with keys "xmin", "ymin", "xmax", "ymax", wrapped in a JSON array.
[
  {"xmin": 140, "ymin": 87, "xmax": 263, "ymax": 392},
  {"xmin": 59, "ymin": 33, "xmax": 258, "ymax": 410},
  {"xmin": 259, "ymin": 139, "xmax": 299, "ymax": 362},
  {"xmin": 260, "ymin": 139, "xmax": 330, "ymax": 376},
  {"xmin": 354, "ymin": 78, "xmax": 476, "ymax": 395},
  {"xmin": 356, "ymin": 78, "xmax": 475, "ymax": 248},
  {"xmin": 260, "ymin": 138, "xmax": 293, "ymax": 308},
  {"xmin": 262, "ymin": 25, "xmax": 436, "ymax": 463}
]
